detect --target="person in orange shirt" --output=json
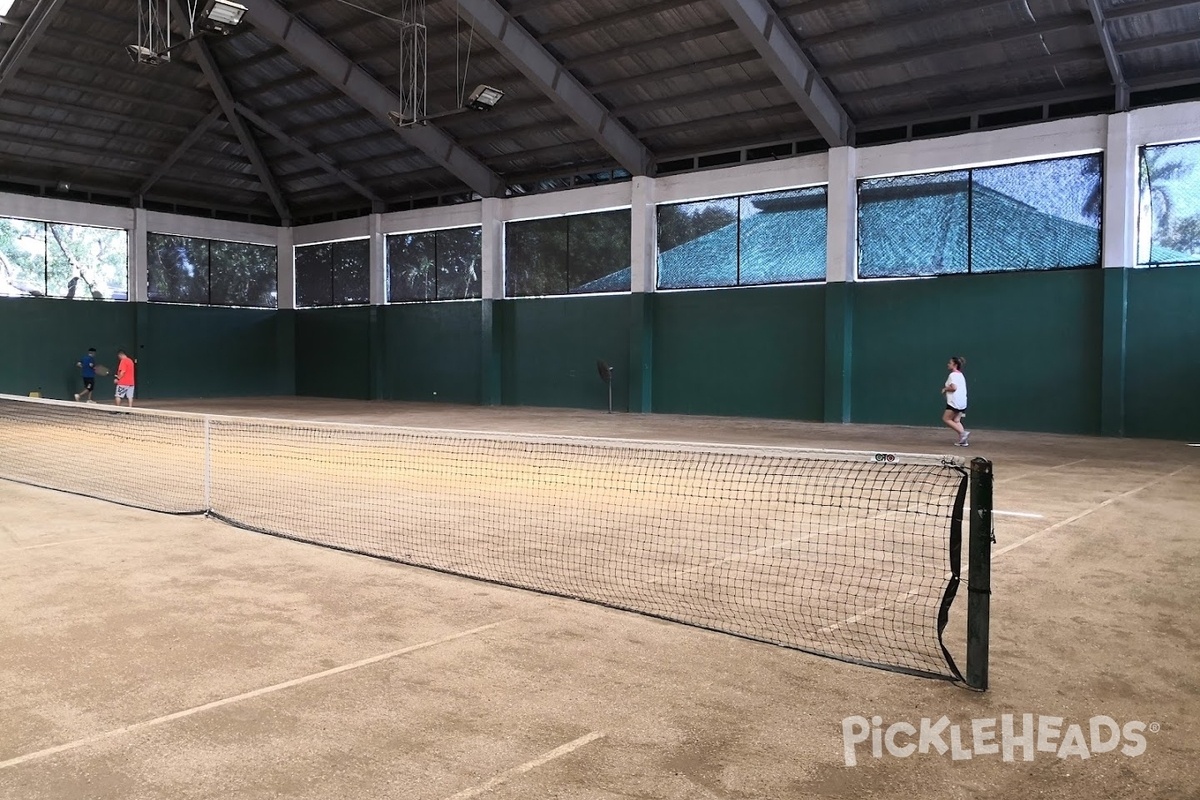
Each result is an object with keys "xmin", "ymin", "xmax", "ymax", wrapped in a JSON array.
[{"xmin": 114, "ymin": 349, "xmax": 136, "ymax": 408}]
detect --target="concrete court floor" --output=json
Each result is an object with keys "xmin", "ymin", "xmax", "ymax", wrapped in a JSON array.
[{"xmin": 1, "ymin": 398, "xmax": 1197, "ymax": 800}]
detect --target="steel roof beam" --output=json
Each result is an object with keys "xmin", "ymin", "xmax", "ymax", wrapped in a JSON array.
[
  {"xmin": 1105, "ymin": 0, "xmax": 1200, "ymax": 19},
  {"xmin": 842, "ymin": 48, "xmax": 1104, "ymax": 104},
  {"xmin": 137, "ymin": 106, "xmax": 224, "ymax": 199},
  {"xmin": 172, "ymin": 22, "xmax": 291, "ymax": 222},
  {"xmin": 241, "ymin": 0, "xmax": 505, "ymax": 197},
  {"xmin": 0, "ymin": 0, "xmax": 69, "ymax": 99},
  {"xmin": 1086, "ymin": 0, "xmax": 1129, "ymax": 110},
  {"xmin": 797, "ymin": 0, "xmax": 1014, "ymax": 49},
  {"xmin": 234, "ymin": 103, "xmax": 382, "ymax": 204},
  {"xmin": 1116, "ymin": 29, "xmax": 1200, "ymax": 53},
  {"xmin": 861, "ymin": 83, "xmax": 1116, "ymax": 129},
  {"xmin": 823, "ymin": 14, "xmax": 1090, "ymax": 76},
  {"xmin": 452, "ymin": 0, "xmax": 653, "ymax": 175},
  {"xmin": 715, "ymin": 0, "xmax": 850, "ymax": 145}
]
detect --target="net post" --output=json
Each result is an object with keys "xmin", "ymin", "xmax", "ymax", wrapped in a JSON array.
[
  {"xmin": 203, "ymin": 415, "xmax": 212, "ymax": 513},
  {"xmin": 967, "ymin": 457, "xmax": 994, "ymax": 691}
]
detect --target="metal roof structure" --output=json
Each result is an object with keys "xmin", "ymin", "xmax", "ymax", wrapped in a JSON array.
[{"xmin": 1, "ymin": 0, "xmax": 1199, "ymax": 225}]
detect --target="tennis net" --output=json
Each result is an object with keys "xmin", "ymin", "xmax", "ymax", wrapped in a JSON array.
[{"xmin": 0, "ymin": 394, "xmax": 973, "ymax": 681}]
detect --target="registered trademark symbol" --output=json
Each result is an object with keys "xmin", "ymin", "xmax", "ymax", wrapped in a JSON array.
[{"xmin": 1149, "ymin": 722, "xmax": 1161, "ymax": 734}]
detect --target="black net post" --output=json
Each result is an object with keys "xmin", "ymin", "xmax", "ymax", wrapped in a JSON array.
[{"xmin": 967, "ymin": 457, "xmax": 994, "ymax": 690}]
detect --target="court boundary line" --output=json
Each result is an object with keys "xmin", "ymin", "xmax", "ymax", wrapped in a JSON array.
[
  {"xmin": 443, "ymin": 731, "xmax": 605, "ymax": 800},
  {"xmin": 810, "ymin": 469, "xmax": 1189, "ymax": 662},
  {"xmin": 3, "ymin": 534, "xmax": 115, "ymax": 552},
  {"xmin": 993, "ymin": 466, "xmax": 1191, "ymax": 558},
  {"xmin": 996, "ymin": 458, "xmax": 1087, "ymax": 484},
  {"xmin": 0, "ymin": 619, "xmax": 513, "ymax": 771}
]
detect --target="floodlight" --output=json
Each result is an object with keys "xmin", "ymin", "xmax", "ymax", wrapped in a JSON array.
[
  {"xmin": 200, "ymin": 0, "xmax": 246, "ymax": 33},
  {"xmin": 389, "ymin": 84, "xmax": 506, "ymax": 127},
  {"xmin": 466, "ymin": 84, "xmax": 504, "ymax": 111}
]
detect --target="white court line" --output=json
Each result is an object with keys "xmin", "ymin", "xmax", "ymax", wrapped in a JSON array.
[
  {"xmin": 443, "ymin": 732, "xmax": 605, "ymax": 800},
  {"xmin": 0, "ymin": 619, "xmax": 513, "ymax": 771},
  {"xmin": 818, "ymin": 587, "xmax": 923, "ymax": 636},
  {"xmin": 992, "ymin": 510, "xmax": 1044, "ymax": 519},
  {"xmin": 2, "ymin": 535, "xmax": 113, "ymax": 552},
  {"xmin": 993, "ymin": 466, "xmax": 1191, "ymax": 558},
  {"xmin": 996, "ymin": 458, "xmax": 1087, "ymax": 485}
]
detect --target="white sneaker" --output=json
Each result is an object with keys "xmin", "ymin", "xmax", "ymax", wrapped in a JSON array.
[
  {"xmin": 73, "ymin": 393, "xmax": 80, "ymax": 401},
  {"xmin": 958, "ymin": 431, "xmax": 971, "ymax": 447}
]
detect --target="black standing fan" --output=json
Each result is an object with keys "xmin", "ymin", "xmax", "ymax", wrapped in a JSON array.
[{"xmin": 596, "ymin": 360, "xmax": 614, "ymax": 413}]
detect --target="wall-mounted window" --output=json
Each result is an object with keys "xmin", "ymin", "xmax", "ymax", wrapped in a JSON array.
[
  {"xmin": 147, "ymin": 233, "xmax": 277, "ymax": 307},
  {"xmin": 1138, "ymin": 140, "xmax": 1200, "ymax": 266},
  {"xmin": 0, "ymin": 217, "xmax": 128, "ymax": 300},
  {"xmin": 656, "ymin": 186, "xmax": 827, "ymax": 290},
  {"xmin": 858, "ymin": 155, "xmax": 1101, "ymax": 278},
  {"xmin": 505, "ymin": 209, "xmax": 631, "ymax": 297},
  {"xmin": 295, "ymin": 238, "xmax": 369, "ymax": 307},
  {"xmin": 387, "ymin": 226, "xmax": 481, "ymax": 302}
]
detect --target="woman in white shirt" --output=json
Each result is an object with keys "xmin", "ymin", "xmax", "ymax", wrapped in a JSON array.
[{"xmin": 940, "ymin": 356, "xmax": 970, "ymax": 446}]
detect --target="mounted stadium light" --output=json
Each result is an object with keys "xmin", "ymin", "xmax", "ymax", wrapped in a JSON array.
[
  {"xmin": 199, "ymin": 0, "xmax": 246, "ymax": 33},
  {"xmin": 127, "ymin": 0, "xmax": 245, "ymax": 65},
  {"xmin": 465, "ymin": 84, "xmax": 504, "ymax": 111},
  {"xmin": 390, "ymin": 84, "xmax": 505, "ymax": 127}
]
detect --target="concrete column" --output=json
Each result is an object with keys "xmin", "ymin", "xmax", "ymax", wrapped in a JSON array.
[
  {"xmin": 480, "ymin": 196, "xmax": 505, "ymax": 404},
  {"xmin": 130, "ymin": 207, "xmax": 149, "ymax": 303},
  {"xmin": 628, "ymin": 176, "xmax": 656, "ymax": 412},
  {"xmin": 276, "ymin": 225, "xmax": 295, "ymax": 310},
  {"xmin": 823, "ymin": 146, "xmax": 857, "ymax": 423},
  {"xmin": 368, "ymin": 212, "xmax": 386, "ymax": 305},
  {"xmin": 1100, "ymin": 113, "xmax": 1135, "ymax": 436}
]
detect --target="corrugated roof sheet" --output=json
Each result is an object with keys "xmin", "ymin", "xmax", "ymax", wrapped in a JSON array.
[{"xmin": 0, "ymin": 0, "xmax": 1199, "ymax": 219}]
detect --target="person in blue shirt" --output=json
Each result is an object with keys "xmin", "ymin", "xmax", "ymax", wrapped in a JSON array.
[{"xmin": 75, "ymin": 347, "xmax": 98, "ymax": 402}]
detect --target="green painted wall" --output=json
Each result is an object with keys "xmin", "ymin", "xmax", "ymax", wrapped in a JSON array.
[
  {"xmin": 1125, "ymin": 266, "xmax": 1200, "ymax": 440},
  {"xmin": 138, "ymin": 304, "xmax": 284, "ymax": 398},
  {"xmin": 851, "ymin": 270, "xmax": 1105, "ymax": 434},
  {"xmin": 294, "ymin": 307, "xmax": 371, "ymax": 399},
  {"xmin": 0, "ymin": 297, "xmax": 135, "ymax": 400},
  {"xmin": 501, "ymin": 295, "xmax": 630, "ymax": 410},
  {"xmin": 652, "ymin": 285, "xmax": 826, "ymax": 420},
  {"xmin": 381, "ymin": 302, "xmax": 482, "ymax": 404}
]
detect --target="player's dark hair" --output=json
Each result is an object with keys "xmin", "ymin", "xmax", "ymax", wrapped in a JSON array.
[
  {"xmin": 87, "ymin": 347, "xmax": 96, "ymax": 353},
  {"xmin": 950, "ymin": 356, "xmax": 966, "ymax": 370}
]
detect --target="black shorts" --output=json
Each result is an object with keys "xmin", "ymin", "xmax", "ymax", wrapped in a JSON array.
[
  {"xmin": 83, "ymin": 378, "xmax": 95, "ymax": 391},
  {"xmin": 945, "ymin": 404, "xmax": 966, "ymax": 415}
]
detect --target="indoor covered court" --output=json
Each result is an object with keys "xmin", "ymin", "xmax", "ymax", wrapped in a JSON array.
[{"xmin": 1, "ymin": 401, "xmax": 1197, "ymax": 799}]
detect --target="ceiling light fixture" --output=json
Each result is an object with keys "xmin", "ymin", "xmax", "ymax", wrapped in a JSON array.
[
  {"xmin": 127, "ymin": 0, "xmax": 246, "ymax": 65},
  {"xmin": 391, "ymin": 84, "xmax": 505, "ymax": 127},
  {"xmin": 199, "ymin": 0, "xmax": 246, "ymax": 33},
  {"xmin": 465, "ymin": 84, "xmax": 504, "ymax": 111}
]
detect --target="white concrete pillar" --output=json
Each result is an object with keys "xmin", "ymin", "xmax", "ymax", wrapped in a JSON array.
[
  {"xmin": 276, "ymin": 225, "xmax": 295, "ymax": 309},
  {"xmin": 825, "ymin": 146, "xmax": 858, "ymax": 283},
  {"xmin": 480, "ymin": 196, "xmax": 505, "ymax": 299},
  {"xmin": 630, "ymin": 176, "xmax": 657, "ymax": 293}
]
